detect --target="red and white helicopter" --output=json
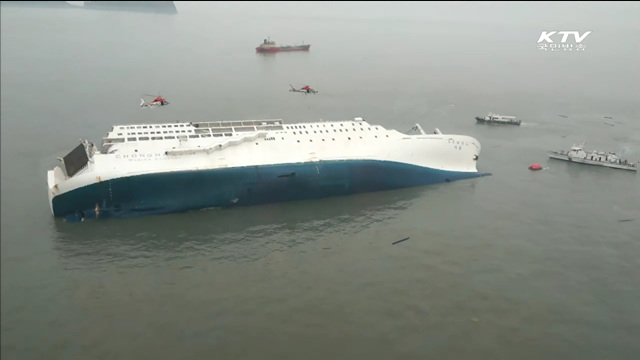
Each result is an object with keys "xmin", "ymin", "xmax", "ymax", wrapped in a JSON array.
[
  {"xmin": 140, "ymin": 94, "xmax": 170, "ymax": 108},
  {"xmin": 289, "ymin": 84, "xmax": 318, "ymax": 95}
]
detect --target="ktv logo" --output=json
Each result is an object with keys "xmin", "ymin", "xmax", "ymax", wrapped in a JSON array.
[{"xmin": 537, "ymin": 31, "xmax": 592, "ymax": 52}]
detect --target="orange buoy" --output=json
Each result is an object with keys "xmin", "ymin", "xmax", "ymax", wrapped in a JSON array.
[{"xmin": 529, "ymin": 163, "xmax": 542, "ymax": 171}]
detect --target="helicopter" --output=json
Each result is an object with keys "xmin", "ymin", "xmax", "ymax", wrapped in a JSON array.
[
  {"xmin": 140, "ymin": 94, "xmax": 170, "ymax": 108},
  {"xmin": 289, "ymin": 84, "xmax": 318, "ymax": 95}
]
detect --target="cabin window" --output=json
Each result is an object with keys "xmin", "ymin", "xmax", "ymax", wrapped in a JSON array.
[
  {"xmin": 127, "ymin": 137, "xmax": 136, "ymax": 142},
  {"xmin": 152, "ymin": 136, "xmax": 163, "ymax": 140},
  {"xmin": 189, "ymin": 135, "xmax": 199, "ymax": 138},
  {"xmin": 165, "ymin": 136, "xmax": 175, "ymax": 139},
  {"xmin": 202, "ymin": 134, "xmax": 212, "ymax": 138},
  {"xmin": 139, "ymin": 137, "xmax": 149, "ymax": 141}
]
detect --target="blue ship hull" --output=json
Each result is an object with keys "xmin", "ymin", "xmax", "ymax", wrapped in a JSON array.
[{"xmin": 53, "ymin": 160, "xmax": 489, "ymax": 222}]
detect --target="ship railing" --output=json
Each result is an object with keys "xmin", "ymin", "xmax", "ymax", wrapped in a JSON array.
[{"xmin": 165, "ymin": 131, "xmax": 268, "ymax": 156}]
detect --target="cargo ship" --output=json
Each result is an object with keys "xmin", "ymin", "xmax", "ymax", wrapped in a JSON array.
[
  {"xmin": 256, "ymin": 38, "xmax": 311, "ymax": 53},
  {"xmin": 47, "ymin": 117, "xmax": 488, "ymax": 222}
]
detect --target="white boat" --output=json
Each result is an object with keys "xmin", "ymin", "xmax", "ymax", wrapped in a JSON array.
[
  {"xmin": 47, "ymin": 117, "xmax": 488, "ymax": 222},
  {"xmin": 475, "ymin": 113, "xmax": 521, "ymax": 126},
  {"xmin": 548, "ymin": 144, "xmax": 638, "ymax": 172}
]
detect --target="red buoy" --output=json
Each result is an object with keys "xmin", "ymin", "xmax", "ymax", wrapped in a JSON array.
[{"xmin": 529, "ymin": 163, "xmax": 543, "ymax": 171}]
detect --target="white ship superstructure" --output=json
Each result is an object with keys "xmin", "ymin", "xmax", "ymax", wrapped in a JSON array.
[{"xmin": 47, "ymin": 117, "xmax": 487, "ymax": 222}]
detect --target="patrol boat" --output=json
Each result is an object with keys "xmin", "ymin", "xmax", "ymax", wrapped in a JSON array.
[
  {"xmin": 548, "ymin": 144, "xmax": 638, "ymax": 172},
  {"xmin": 47, "ymin": 117, "xmax": 488, "ymax": 222}
]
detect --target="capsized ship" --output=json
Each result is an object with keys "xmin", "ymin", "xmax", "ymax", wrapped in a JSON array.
[
  {"xmin": 256, "ymin": 38, "xmax": 311, "ymax": 53},
  {"xmin": 47, "ymin": 117, "xmax": 489, "ymax": 222}
]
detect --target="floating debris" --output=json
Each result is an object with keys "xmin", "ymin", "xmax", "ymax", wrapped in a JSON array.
[
  {"xmin": 604, "ymin": 116, "xmax": 613, "ymax": 119},
  {"xmin": 558, "ymin": 114, "xmax": 568, "ymax": 118},
  {"xmin": 618, "ymin": 219, "xmax": 635, "ymax": 222},
  {"xmin": 604, "ymin": 122, "xmax": 615, "ymax": 126},
  {"xmin": 392, "ymin": 237, "xmax": 410, "ymax": 245}
]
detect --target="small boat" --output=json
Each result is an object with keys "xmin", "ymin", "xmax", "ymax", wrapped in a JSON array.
[
  {"xmin": 548, "ymin": 144, "xmax": 638, "ymax": 172},
  {"xmin": 475, "ymin": 113, "xmax": 521, "ymax": 126},
  {"xmin": 255, "ymin": 37, "xmax": 310, "ymax": 53}
]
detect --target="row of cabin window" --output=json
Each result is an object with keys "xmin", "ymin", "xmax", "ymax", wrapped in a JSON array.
[
  {"xmin": 258, "ymin": 135, "xmax": 390, "ymax": 144},
  {"xmin": 117, "ymin": 129, "xmax": 191, "ymax": 136},
  {"xmin": 124, "ymin": 133, "xmax": 233, "ymax": 141},
  {"xmin": 116, "ymin": 125, "xmax": 378, "ymax": 137},
  {"xmin": 284, "ymin": 123, "xmax": 375, "ymax": 130},
  {"xmin": 122, "ymin": 124, "xmax": 188, "ymax": 130},
  {"xmin": 292, "ymin": 127, "xmax": 375, "ymax": 135},
  {"xmin": 117, "ymin": 132, "xmax": 390, "ymax": 143},
  {"xmin": 119, "ymin": 122, "xmax": 364, "ymax": 132}
]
